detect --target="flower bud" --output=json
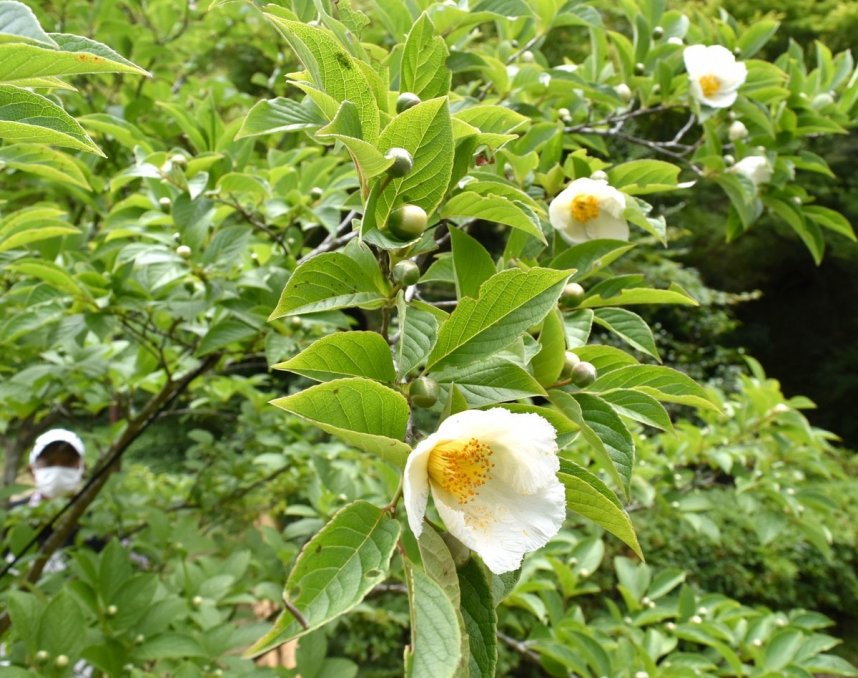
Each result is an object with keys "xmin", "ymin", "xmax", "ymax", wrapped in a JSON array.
[
  {"xmin": 310, "ymin": 186, "xmax": 323, "ymax": 200},
  {"xmin": 177, "ymin": 245, "xmax": 192, "ymax": 259},
  {"xmin": 560, "ymin": 282, "xmax": 586, "ymax": 307},
  {"xmin": 790, "ymin": 196, "xmax": 802, "ymax": 206},
  {"xmin": 636, "ymin": 672, "xmax": 650, "ymax": 678},
  {"xmin": 385, "ymin": 147, "xmax": 413, "ymax": 178},
  {"xmin": 410, "ymin": 377, "xmax": 440, "ymax": 408},
  {"xmin": 134, "ymin": 634, "xmax": 145, "ymax": 645},
  {"xmin": 752, "ymin": 638, "xmax": 762, "ymax": 647},
  {"xmin": 666, "ymin": 621, "xmax": 676, "ymax": 630},
  {"xmin": 811, "ymin": 92, "xmax": 834, "ymax": 109},
  {"xmin": 158, "ymin": 196, "xmax": 171, "ymax": 209},
  {"xmin": 392, "ymin": 260, "xmax": 420, "ymax": 286},
  {"xmin": 387, "ymin": 204, "xmax": 428, "ymax": 240},
  {"xmin": 521, "ymin": 50, "xmax": 534, "ymax": 63},
  {"xmin": 34, "ymin": 650, "xmax": 49, "ymax": 663},
  {"xmin": 170, "ymin": 153, "xmax": 187, "ymax": 166},
  {"xmin": 55, "ymin": 655, "xmax": 70, "ymax": 668},
  {"xmin": 652, "ymin": 26, "xmax": 664, "ymax": 39},
  {"xmin": 652, "ymin": 84, "xmax": 661, "ymax": 95},
  {"xmin": 615, "ymin": 83, "xmax": 632, "ymax": 101},
  {"xmin": 570, "ymin": 361, "xmax": 597, "ymax": 387},
  {"xmin": 192, "ymin": 595, "xmax": 204, "ymax": 607},
  {"xmin": 590, "ymin": 169, "xmax": 609, "ymax": 182},
  {"xmin": 728, "ymin": 120, "xmax": 748, "ymax": 141},
  {"xmin": 723, "ymin": 154, "xmax": 735, "ymax": 165},
  {"xmin": 106, "ymin": 604, "xmax": 118, "ymax": 617},
  {"xmin": 558, "ymin": 107, "xmax": 572, "ymax": 122},
  {"xmin": 634, "ymin": 62, "xmax": 645, "ymax": 76},
  {"xmin": 561, "ymin": 351, "xmax": 581, "ymax": 379},
  {"xmin": 396, "ymin": 92, "xmax": 421, "ymax": 113},
  {"xmin": 690, "ymin": 615, "xmax": 702, "ymax": 624},
  {"xmin": 667, "ymin": 36, "xmax": 683, "ymax": 46}
]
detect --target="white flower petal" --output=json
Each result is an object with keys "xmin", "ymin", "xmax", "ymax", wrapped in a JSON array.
[
  {"xmin": 434, "ymin": 478, "xmax": 566, "ymax": 574},
  {"xmin": 585, "ymin": 211, "xmax": 629, "ymax": 240},
  {"xmin": 682, "ymin": 44, "xmax": 709, "ymax": 77},
  {"xmin": 403, "ymin": 436, "xmax": 435, "ymax": 538},
  {"xmin": 703, "ymin": 89, "xmax": 739, "ymax": 108}
]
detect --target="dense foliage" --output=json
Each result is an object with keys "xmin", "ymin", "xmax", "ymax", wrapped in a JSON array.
[{"xmin": 1, "ymin": 0, "xmax": 856, "ymax": 676}]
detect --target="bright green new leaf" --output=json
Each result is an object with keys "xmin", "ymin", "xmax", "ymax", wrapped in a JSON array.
[
  {"xmin": 270, "ymin": 378, "xmax": 411, "ymax": 467},
  {"xmin": 558, "ymin": 459, "xmax": 643, "ymax": 559},
  {"xmin": 590, "ymin": 364, "xmax": 720, "ymax": 412},
  {"xmin": 426, "ymin": 267, "xmax": 571, "ymax": 370},
  {"xmin": 551, "ymin": 239, "xmax": 635, "ymax": 282},
  {"xmin": 8, "ymin": 259, "xmax": 88, "ymax": 298},
  {"xmin": 269, "ymin": 247, "xmax": 388, "ymax": 320},
  {"xmin": 273, "ymin": 331, "xmax": 396, "ymax": 383},
  {"xmin": 0, "ymin": 143, "xmax": 90, "ymax": 189},
  {"xmin": 607, "ymin": 159, "xmax": 680, "ymax": 195},
  {"xmin": 400, "ymin": 13, "xmax": 450, "ymax": 100},
  {"xmin": 246, "ymin": 501, "xmax": 400, "ymax": 655},
  {"xmin": 0, "ymin": 1, "xmax": 57, "ymax": 47},
  {"xmin": 0, "ymin": 37, "xmax": 147, "ymax": 82},
  {"xmin": 599, "ymin": 389, "xmax": 673, "ymax": 432},
  {"xmin": 264, "ymin": 16, "xmax": 380, "ymax": 142},
  {"xmin": 235, "ymin": 97, "xmax": 325, "ymax": 138},
  {"xmin": 317, "ymin": 100, "xmax": 394, "ymax": 179},
  {"xmin": 531, "ymin": 309, "xmax": 566, "ymax": 388},
  {"xmin": 442, "ymin": 190, "xmax": 545, "ymax": 242},
  {"xmin": 434, "ymin": 357, "xmax": 547, "ymax": 407},
  {"xmin": 0, "ymin": 224, "xmax": 79, "ymax": 253},
  {"xmin": 593, "ymin": 307, "xmax": 661, "ymax": 360},
  {"xmin": 580, "ymin": 282, "xmax": 698, "ymax": 308},
  {"xmin": 0, "ymin": 84, "xmax": 103, "ymax": 155}
]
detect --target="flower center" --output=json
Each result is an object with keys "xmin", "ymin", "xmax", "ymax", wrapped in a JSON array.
[
  {"xmin": 427, "ymin": 438, "xmax": 493, "ymax": 504},
  {"xmin": 570, "ymin": 194, "xmax": 600, "ymax": 223},
  {"xmin": 699, "ymin": 74, "xmax": 721, "ymax": 97}
]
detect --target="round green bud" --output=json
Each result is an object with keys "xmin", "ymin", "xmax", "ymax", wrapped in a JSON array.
[
  {"xmin": 310, "ymin": 186, "xmax": 323, "ymax": 200},
  {"xmin": 733, "ymin": 46, "xmax": 742, "ymax": 57},
  {"xmin": 561, "ymin": 351, "xmax": 581, "ymax": 379},
  {"xmin": 134, "ymin": 634, "xmax": 145, "ymax": 645},
  {"xmin": 385, "ymin": 147, "xmax": 413, "ymax": 178},
  {"xmin": 561, "ymin": 282, "xmax": 586, "ymax": 308},
  {"xmin": 396, "ymin": 92, "xmax": 421, "ymax": 113},
  {"xmin": 158, "ymin": 196, "xmax": 171, "ymax": 209},
  {"xmin": 34, "ymin": 650, "xmax": 49, "ymax": 664},
  {"xmin": 634, "ymin": 62, "xmax": 645, "ymax": 76},
  {"xmin": 392, "ymin": 260, "xmax": 420, "ymax": 286},
  {"xmin": 387, "ymin": 204, "xmax": 428, "ymax": 241},
  {"xmin": 652, "ymin": 26, "xmax": 664, "ymax": 39},
  {"xmin": 652, "ymin": 84, "xmax": 661, "ymax": 95},
  {"xmin": 170, "ymin": 153, "xmax": 187, "ymax": 167},
  {"xmin": 123, "ymin": 664, "xmax": 135, "ymax": 674},
  {"xmin": 106, "ymin": 604, "xmax": 118, "ymax": 617},
  {"xmin": 176, "ymin": 245, "xmax": 192, "ymax": 259},
  {"xmin": 289, "ymin": 317, "xmax": 303, "ymax": 330},
  {"xmin": 55, "ymin": 655, "xmax": 70, "ymax": 668},
  {"xmin": 410, "ymin": 377, "xmax": 440, "ymax": 408},
  {"xmin": 192, "ymin": 595, "xmax": 204, "ymax": 607},
  {"xmin": 521, "ymin": 50, "xmax": 534, "ymax": 63},
  {"xmin": 172, "ymin": 231, "xmax": 181, "ymax": 242},
  {"xmin": 570, "ymin": 361, "xmax": 597, "ymax": 387}
]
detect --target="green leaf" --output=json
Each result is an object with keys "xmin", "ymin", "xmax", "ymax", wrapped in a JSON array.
[
  {"xmin": 804, "ymin": 205, "xmax": 855, "ymax": 241},
  {"xmin": 317, "ymin": 100, "xmax": 394, "ymax": 180},
  {"xmin": 593, "ymin": 308, "xmax": 660, "ymax": 360},
  {"xmin": 0, "ymin": 224, "xmax": 79, "ymax": 253},
  {"xmin": 273, "ymin": 331, "xmax": 396, "ymax": 383},
  {"xmin": 558, "ymin": 460, "xmax": 643, "ymax": 559},
  {"xmin": 449, "ymin": 226, "xmax": 496, "ymax": 299},
  {"xmin": 551, "ymin": 239, "xmax": 635, "ymax": 282},
  {"xmin": 270, "ymin": 378, "xmax": 411, "ymax": 467},
  {"xmin": 763, "ymin": 630, "xmax": 804, "ymax": 671},
  {"xmin": 564, "ymin": 309, "xmax": 594, "ymax": 348},
  {"xmin": 246, "ymin": 501, "xmax": 401, "ymax": 655},
  {"xmin": 0, "ymin": 1, "xmax": 57, "ymax": 47},
  {"xmin": 38, "ymin": 589, "xmax": 87, "ymax": 658},
  {"xmin": 442, "ymin": 190, "xmax": 545, "ymax": 242},
  {"xmin": 599, "ymin": 389, "xmax": 673, "ymax": 431},
  {"xmin": 406, "ymin": 567, "xmax": 463, "ymax": 678},
  {"xmin": 0, "ymin": 84, "xmax": 103, "ymax": 155},
  {"xmin": 372, "ymin": 97, "xmax": 454, "ymax": 231},
  {"xmin": 0, "ymin": 37, "xmax": 147, "ymax": 82},
  {"xmin": 607, "ymin": 159, "xmax": 680, "ymax": 195},
  {"xmin": 7, "ymin": 259, "xmax": 87, "ymax": 298},
  {"xmin": 714, "ymin": 173, "xmax": 757, "ymax": 230},
  {"xmin": 573, "ymin": 345, "xmax": 638, "ymax": 374},
  {"xmin": 590, "ymin": 365, "xmax": 720, "ymax": 411},
  {"xmin": 235, "ymin": 97, "xmax": 325, "ymax": 138},
  {"xmin": 458, "ymin": 558, "xmax": 498, "ymax": 678},
  {"xmin": 395, "ymin": 298, "xmax": 440, "ymax": 378},
  {"xmin": 435, "ymin": 357, "xmax": 547, "ymax": 406},
  {"xmin": 531, "ymin": 308, "xmax": 566, "ymax": 388},
  {"xmin": 580, "ymin": 283, "xmax": 698, "ymax": 308},
  {"xmin": 195, "ymin": 318, "xmax": 259, "ymax": 356},
  {"xmin": 269, "ymin": 246, "xmax": 388, "ymax": 319},
  {"xmin": 767, "ymin": 195, "xmax": 823, "ymax": 264},
  {"xmin": 0, "ymin": 143, "xmax": 90, "ymax": 189},
  {"xmin": 426, "ymin": 267, "xmax": 571, "ymax": 370},
  {"xmin": 400, "ymin": 13, "xmax": 450, "ymax": 100},
  {"xmin": 551, "ymin": 391, "xmax": 635, "ymax": 496},
  {"xmin": 78, "ymin": 113, "xmax": 153, "ymax": 153},
  {"xmin": 265, "ymin": 16, "xmax": 380, "ymax": 142},
  {"xmin": 136, "ymin": 634, "xmax": 207, "ymax": 661},
  {"xmin": 737, "ymin": 20, "xmax": 780, "ymax": 59},
  {"xmin": 417, "ymin": 525, "xmax": 461, "ymax": 606}
]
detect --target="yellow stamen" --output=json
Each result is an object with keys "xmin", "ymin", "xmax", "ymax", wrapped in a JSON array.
[
  {"xmin": 699, "ymin": 74, "xmax": 721, "ymax": 97},
  {"xmin": 428, "ymin": 438, "xmax": 493, "ymax": 504},
  {"xmin": 570, "ymin": 194, "xmax": 600, "ymax": 223}
]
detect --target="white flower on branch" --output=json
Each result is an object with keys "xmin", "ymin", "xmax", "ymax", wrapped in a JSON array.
[
  {"xmin": 731, "ymin": 155, "xmax": 772, "ymax": 187},
  {"xmin": 403, "ymin": 408, "xmax": 565, "ymax": 574},
  {"xmin": 548, "ymin": 177, "xmax": 628, "ymax": 243},
  {"xmin": 683, "ymin": 44, "xmax": 747, "ymax": 108}
]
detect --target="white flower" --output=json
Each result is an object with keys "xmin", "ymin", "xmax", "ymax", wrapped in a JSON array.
[
  {"xmin": 731, "ymin": 155, "xmax": 772, "ymax": 187},
  {"xmin": 403, "ymin": 408, "xmax": 565, "ymax": 574},
  {"xmin": 549, "ymin": 177, "xmax": 628, "ymax": 243},
  {"xmin": 683, "ymin": 44, "xmax": 747, "ymax": 108},
  {"xmin": 728, "ymin": 120, "xmax": 749, "ymax": 141}
]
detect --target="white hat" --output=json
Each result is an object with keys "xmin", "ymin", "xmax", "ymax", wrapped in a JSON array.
[{"xmin": 29, "ymin": 429, "xmax": 85, "ymax": 465}]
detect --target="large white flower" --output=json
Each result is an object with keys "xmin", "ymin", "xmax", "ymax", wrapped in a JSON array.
[
  {"xmin": 683, "ymin": 44, "xmax": 747, "ymax": 108},
  {"xmin": 548, "ymin": 177, "xmax": 628, "ymax": 243},
  {"xmin": 403, "ymin": 408, "xmax": 566, "ymax": 574},
  {"xmin": 731, "ymin": 155, "xmax": 772, "ymax": 187}
]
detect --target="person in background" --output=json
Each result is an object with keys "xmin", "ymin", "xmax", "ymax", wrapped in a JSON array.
[{"xmin": 11, "ymin": 428, "xmax": 86, "ymax": 509}]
